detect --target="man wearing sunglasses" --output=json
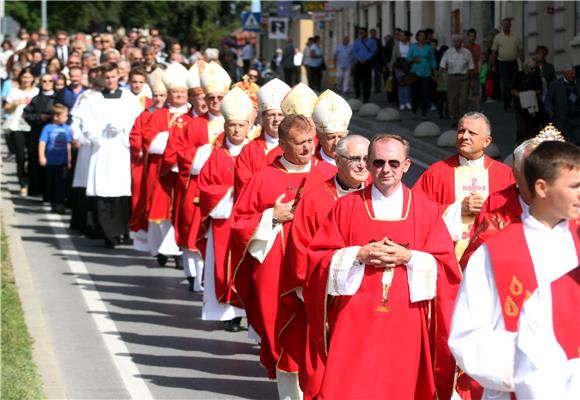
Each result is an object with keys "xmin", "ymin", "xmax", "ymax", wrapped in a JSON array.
[
  {"xmin": 306, "ymin": 133, "xmax": 460, "ymax": 399},
  {"xmin": 413, "ymin": 112, "xmax": 514, "ymax": 260}
]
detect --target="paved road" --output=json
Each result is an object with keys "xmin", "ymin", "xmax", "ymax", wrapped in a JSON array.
[
  {"xmin": 2, "ymin": 99, "xmax": 515, "ymax": 399},
  {"xmin": 2, "ymin": 160, "xmax": 277, "ymax": 399}
]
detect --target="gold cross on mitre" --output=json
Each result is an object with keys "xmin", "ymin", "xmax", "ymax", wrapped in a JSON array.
[{"xmin": 532, "ymin": 123, "xmax": 565, "ymax": 145}]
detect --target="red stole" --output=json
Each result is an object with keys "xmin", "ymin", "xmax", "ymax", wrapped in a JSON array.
[
  {"xmin": 198, "ymin": 144, "xmax": 237, "ymax": 303},
  {"xmin": 230, "ymin": 157, "xmax": 327, "ymax": 378},
  {"xmin": 552, "ymin": 267, "xmax": 580, "ymax": 359},
  {"xmin": 305, "ymin": 185, "xmax": 460, "ymax": 400},
  {"xmin": 487, "ymin": 222, "xmax": 538, "ymax": 332},
  {"xmin": 233, "ymin": 132, "xmax": 283, "ymax": 200}
]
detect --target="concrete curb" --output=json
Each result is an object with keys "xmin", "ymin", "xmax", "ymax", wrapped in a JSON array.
[
  {"xmin": 1, "ymin": 162, "xmax": 68, "ymax": 399},
  {"xmin": 349, "ymin": 115, "xmax": 455, "ymax": 161}
]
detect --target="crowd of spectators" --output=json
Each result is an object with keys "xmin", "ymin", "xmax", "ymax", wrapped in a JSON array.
[{"xmin": 331, "ymin": 20, "xmax": 580, "ymax": 145}]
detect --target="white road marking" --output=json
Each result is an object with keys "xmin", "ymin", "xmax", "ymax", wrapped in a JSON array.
[{"xmin": 44, "ymin": 213, "xmax": 154, "ymax": 400}]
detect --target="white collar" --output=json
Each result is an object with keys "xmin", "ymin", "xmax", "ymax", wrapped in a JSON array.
[
  {"xmin": 319, "ymin": 148, "xmax": 336, "ymax": 165},
  {"xmin": 264, "ymin": 131, "xmax": 279, "ymax": 149},
  {"xmin": 226, "ymin": 137, "xmax": 248, "ymax": 156},
  {"xmin": 168, "ymin": 104, "xmax": 189, "ymax": 114},
  {"xmin": 208, "ymin": 112, "xmax": 223, "ymax": 121},
  {"xmin": 522, "ymin": 207, "xmax": 570, "ymax": 235},
  {"xmin": 371, "ymin": 183, "xmax": 404, "ymax": 219},
  {"xmin": 279, "ymin": 156, "xmax": 311, "ymax": 172},
  {"xmin": 458, "ymin": 154, "xmax": 485, "ymax": 167}
]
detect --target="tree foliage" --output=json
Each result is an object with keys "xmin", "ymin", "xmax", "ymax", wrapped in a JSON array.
[{"xmin": 6, "ymin": 1, "xmax": 249, "ymax": 47}]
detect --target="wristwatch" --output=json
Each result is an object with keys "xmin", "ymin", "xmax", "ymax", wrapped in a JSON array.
[{"xmin": 272, "ymin": 217, "xmax": 281, "ymax": 226}]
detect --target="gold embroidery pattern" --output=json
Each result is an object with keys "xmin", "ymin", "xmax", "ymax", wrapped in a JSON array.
[
  {"xmin": 504, "ymin": 295, "xmax": 519, "ymax": 317},
  {"xmin": 509, "ymin": 275, "xmax": 524, "ymax": 296}
]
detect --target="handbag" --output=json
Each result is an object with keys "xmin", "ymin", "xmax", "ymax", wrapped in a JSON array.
[
  {"xmin": 485, "ymin": 78, "xmax": 494, "ymax": 98},
  {"xmin": 2, "ymin": 104, "xmax": 31, "ymax": 132}
]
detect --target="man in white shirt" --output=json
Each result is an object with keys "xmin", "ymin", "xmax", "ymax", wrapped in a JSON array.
[
  {"xmin": 440, "ymin": 34, "xmax": 475, "ymax": 125},
  {"xmin": 241, "ymin": 40, "xmax": 254, "ymax": 74},
  {"xmin": 449, "ymin": 140, "xmax": 580, "ymax": 400},
  {"xmin": 333, "ymin": 36, "xmax": 353, "ymax": 94}
]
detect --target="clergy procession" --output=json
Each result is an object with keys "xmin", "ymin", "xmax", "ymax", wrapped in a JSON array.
[
  {"xmin": 1, "ymin": 21, "xmax": 578, "ymax": 397},
  {"xmin": 43, "ymin": 52, "xmax": 578, "ymax": 399}
]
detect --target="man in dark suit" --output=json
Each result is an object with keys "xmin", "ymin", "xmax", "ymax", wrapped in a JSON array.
[
  {"xmin": 55, "ymin": 31, "xmax": 71, "ymax": 66},
  {"xmin": 545, "ymin": 65, "xmax": 580, "ymax": 144}
]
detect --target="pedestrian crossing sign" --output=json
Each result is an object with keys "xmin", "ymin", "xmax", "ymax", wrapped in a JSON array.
[{"xmin": 242, "ymin": 12, "xmax": 262, "ymax": 32}]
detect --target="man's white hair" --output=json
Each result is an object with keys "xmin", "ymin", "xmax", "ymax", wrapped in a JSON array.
[{"xmin": 335, "ymin": 134, "xmax": 370, "ymax": 157}]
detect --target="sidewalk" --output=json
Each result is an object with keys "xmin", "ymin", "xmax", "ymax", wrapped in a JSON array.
[{"xmin": 346, "ymin": 91, "xmax": 518, "ymax": 162}]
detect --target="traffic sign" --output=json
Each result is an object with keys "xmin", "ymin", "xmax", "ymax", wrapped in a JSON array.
[
  {"xmin": 242, "ymin": 11, "xmax": 262, "ymax": 32},
  {"xmin": 268, "ymin": 17, "xmax": 289, "ymax": 40}
]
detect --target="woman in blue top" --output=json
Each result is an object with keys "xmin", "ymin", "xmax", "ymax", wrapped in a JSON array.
[{"xmin": 406, "ymin": 30, "xmax": 436, "ymax": 119}]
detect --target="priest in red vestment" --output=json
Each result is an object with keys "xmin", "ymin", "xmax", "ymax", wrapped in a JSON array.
[
  {"xmin": 174, "ymin": 61, "xmax": 230, "ymax": 291},
  {"xmin": 141, "ymin": 64, "xmax": 193, "ymax": 268},
  {"xmin": 305, "ymin": 134, "xmax": 461, "ymax": 400},
  {"xmin": 229, "ymin": 114, "xmax": 328, "ymax": 399},
  {"xmin": 310, "ymin": 89, "xmax": 352, "ymax": 179},
  {"xmin": 233, "ymin": 78, "xmax": 290, "ymax": 198},
  {"xmin": 198, "ymin": 87, "xmax": 253, "ymax": 332},
  {"xmin": 278, "ymin": 133, "xmax": 370, "ymax": 399},
  {"xmin": 450, "ymin": 140, "xmax": 580, "ymax": 400},
  {"xmin": 128, "ymin": 68, "xmax": 167, "ymax": 252},
  {"xmin": 413, "ymin": 112, "xmax": 514, "ymax": 260}
]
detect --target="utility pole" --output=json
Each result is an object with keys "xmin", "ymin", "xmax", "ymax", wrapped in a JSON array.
[{"xmin": 41, "ymin": 0, "xmax": 47, "ymax": 31}]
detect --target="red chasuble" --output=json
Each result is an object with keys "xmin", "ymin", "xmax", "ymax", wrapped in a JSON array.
[
  {"xmin": 198, "ymin": 142, "xmax": 239, "ymax": 303},
  {"xmin": 277, "ymin": 178, "xmax": 339, "ymax": 398},
  {"xmin": 552, "ymin": 265, "xmax": 580, "ymax": 360},
  {"xmin": 141, "ymin": 108, "xmax": 193, "ymax": 226},
  {"xmin": 173, "ymin": 117, "xmax": 210, "ymax": 251},
  {"xmin": 233, "ymin": 132, "xmax": 283, "ymax": 200},
  {"xmin": 230, "ymin": 157, "xmax": 328, "ymax": 379},
  {"xmin": 459, "ymin": 184, "xmax": 523, "ymax": 269},
  {"xmin": 304, "ymin": 186, "xmax": 461, "ymax": 400},
  {"xmin": 128, "ymin": 106, "xmax": 154, "ymax": 232}
]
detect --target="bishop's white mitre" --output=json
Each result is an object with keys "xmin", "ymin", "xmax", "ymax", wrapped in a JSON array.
[
  {"xmin": 162, "ymin": 62, "xmax": 188, "ymax": 90},
  {"xmin": 148, "ymin": 68, "xmax": 167, "ymax": 94},
  {"xmin": 258, "ymin": 78, "xmax": 291, "ymax": 112},
  {"xmin": 280, "ymin": 82, "xmax": 318, "ymax": 117},
  {"xmin": 312, "ymin": 89, "xmax": 352, "ymax": 133},
  {"xmin": 201, "ymin": 61, "xmax": 231, "ymax": 94},
  {"xmin": 221, "ymin": 87, "xmax": 254, "ymax": 122}
]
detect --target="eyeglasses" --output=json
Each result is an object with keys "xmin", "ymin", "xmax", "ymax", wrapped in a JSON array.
[
  {"xmin": 339, "ymin": 154, "xmax": 367, "ymax": 165},
  {"xmin": 371, "ymin": 159, "xmax": 406, "ymax": 169},
  {"xmin": 248, "ymin": 74, "xmax": 258, "ymax": 79},
  {"xmin": 207, "ymin": 95, "xmax": 223, "ymax": 101},
  {"xmin": 41, "ymin": 79, "xmax": 53, "ymax": 83}
]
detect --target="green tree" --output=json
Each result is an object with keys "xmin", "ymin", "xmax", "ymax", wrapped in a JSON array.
[{"xmin": 5, "ymin": 1, "xmax": 249, "ymax": 47}]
